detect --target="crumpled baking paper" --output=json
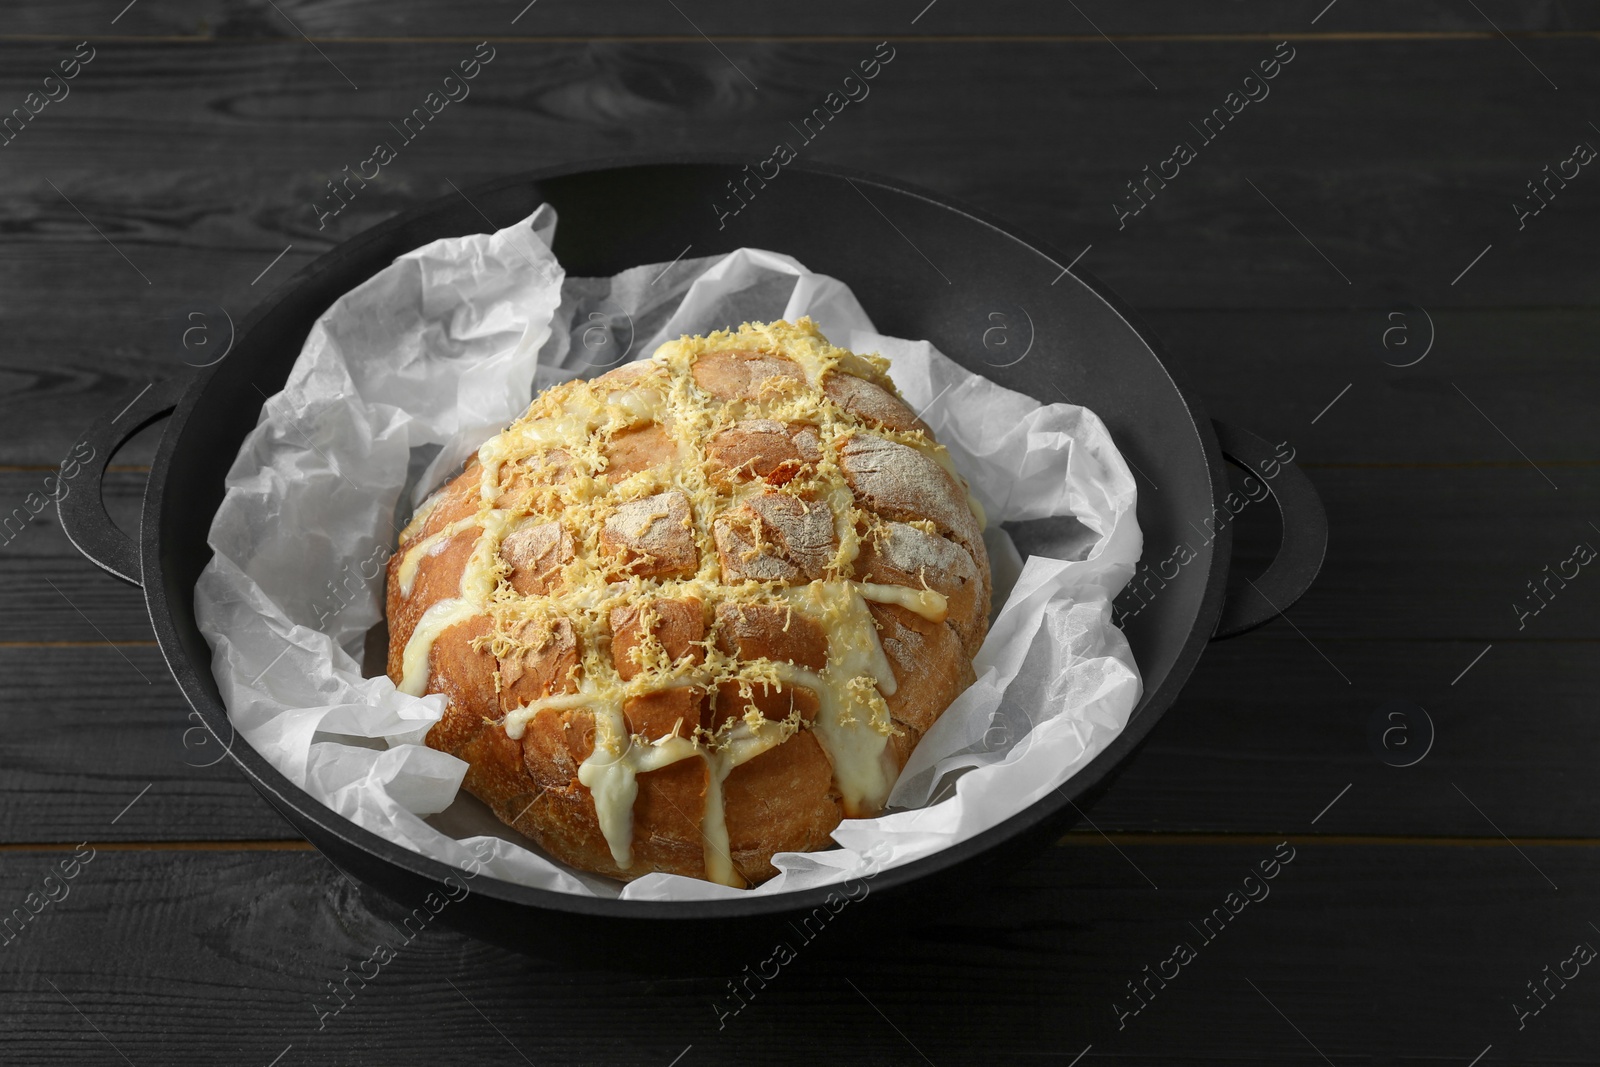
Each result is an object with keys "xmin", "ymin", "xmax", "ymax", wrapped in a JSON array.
[{"xmin": 195, "ymin": 207, "xmax": 1143, "ymax": 901}]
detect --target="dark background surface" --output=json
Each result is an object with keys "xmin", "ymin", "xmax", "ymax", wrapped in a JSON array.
[{"xmin": 3, "ymin": 2, "xmax": 1598, "ymax": 1064}]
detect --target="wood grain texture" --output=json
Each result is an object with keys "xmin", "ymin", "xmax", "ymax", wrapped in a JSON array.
[
  {"xmin": 8, "ymin": 303, "xmax": 1600, "ymax": 470},
  {"xmin": 0, "ymin": 20, "xmax": 1595, "ymax": 1063},
  {"xmin": 4, "ymin": 627, "xmax": 1595, "ymax": 843},
  {"xmin": 0, "ymin": 643, "xmax": 292, "ymax": 842},
  {"xmin": 0, "ymin": 468, "xmax": 163, "ymax": 638},
  {"xmin": 3, "ymin": 462, "xmax": 1589, "ymax": 643},
  {"xmin": 0, "ymin": 844, "xmax": 1595, "ymax": 1064},
  {"xmin": 0, "ymin": 37, "xmax": 1595, "ymax": 336},
  {"xmin": 1218, "ymin": 465, "xmax": 1597, "ymax": 641},
  {"xmin": 1145, "ymin": 308, "xmax": 1600, "ymax": 466},
  {"xmin": 6, "ymin": 303, "xmax": 1595, "ymax": 482},
  {"xmin": 10, "ymin": 0, "xmax": 1600, "ymax": 39},
  {"xmin": 1095, "ymin": 632, "xmax": 1600, "ymax": 836}
]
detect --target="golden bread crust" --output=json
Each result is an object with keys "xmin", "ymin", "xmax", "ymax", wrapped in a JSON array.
[{"xmin": 385, "ymin": 318, "xmax": 990, "ymax": 887}]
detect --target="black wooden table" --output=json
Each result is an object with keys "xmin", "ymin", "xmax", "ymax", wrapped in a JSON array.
[{"xmin": 4, "ymin": 3, "xmax": 1598, "ymax": 1064}]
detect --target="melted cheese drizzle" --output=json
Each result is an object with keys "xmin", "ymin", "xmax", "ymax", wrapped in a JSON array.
[
  {"xmin": 500, "ymin": 684, "xmax": 800, "ymax": 880},
  {"xmin": 398, "ymin": 489, "xmax": 444, "ymax": 545},
  {"xmin": 775, "ymin": 581, "xmax": 900, "ymax": 815},
  {"xmin": 698, "ymin": 714, "xmax": 799, "ymax": 885},
  {"xmin": 399, "ymin": 599, "xmax": 478, "ymax": 696},
  {"xmin": 578, "ymin": 724, "xmax": 699, "ymax": 868},
  {"xmin": 503, "ymin": 685, "xmax": 702, "ymax": 870},
  {"xmin": 392, "ymin": 318, "xmax": 984, "ymax": 886},
  {"xmin": 396, "ymin": 510, "xmax": 511, "ymax": 696},
  {"xmin": 397, "ymin": 515, "xmax": 481, "ymax": 597},
  {"xmin": 854, "ymin": 582, "xmax": 948, "ymax": 623}
]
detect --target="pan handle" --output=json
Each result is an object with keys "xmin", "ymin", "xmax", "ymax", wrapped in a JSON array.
[
  {"xmin": 57, "ymin": 377, "xmax": 188, "ymax": 588},
  {"xmin": 1210, "ymin": 420, "xmax": 1328, "ymax": 640}
]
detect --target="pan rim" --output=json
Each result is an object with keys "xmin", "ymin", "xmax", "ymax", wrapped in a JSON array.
[{"xmin": 141, "ymin": 154, "xmax": 1230, "ymax": 921}]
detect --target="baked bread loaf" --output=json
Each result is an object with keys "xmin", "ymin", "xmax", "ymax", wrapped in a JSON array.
[{"xmin": 385, "ymin": 318, "xmax": 990, "ymax": 887}]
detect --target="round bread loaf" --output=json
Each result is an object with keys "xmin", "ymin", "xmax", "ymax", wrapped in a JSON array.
[{"xmin": 385, "ymin": 318, "xmax": 990, "ymax": 887}]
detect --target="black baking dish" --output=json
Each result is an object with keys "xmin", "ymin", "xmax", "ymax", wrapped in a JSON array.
[{"xmin": 60, "ymin": 157, "xmax": 1326, "ymax": 968}]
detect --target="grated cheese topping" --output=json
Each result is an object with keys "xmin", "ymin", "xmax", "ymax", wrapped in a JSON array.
[{"xmin": 394, "ymin": 318, "xmax": 981, "ymax": 886}]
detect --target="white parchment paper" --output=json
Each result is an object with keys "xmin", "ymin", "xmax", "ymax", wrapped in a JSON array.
[{"xmin": 195, "ymin": 208, "xmax": 1143, "ymax": 900}]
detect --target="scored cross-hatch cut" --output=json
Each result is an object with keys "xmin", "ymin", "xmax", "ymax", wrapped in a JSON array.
[{"xmin": 384, "ymin": 318, "xmax": 991, "ymax": 888}]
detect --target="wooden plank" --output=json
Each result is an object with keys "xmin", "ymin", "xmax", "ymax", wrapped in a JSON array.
[
  {"xmin": 0, "ymin": 644, "xmax": 292, "ymax": 842},
  {"xmin": 6, "ymin": 299, "xmax": 1597, "ymax": 470},
  {"xmin": 1094, "ymin": 630, "xmax": 1600, "ymax": 836},
  {"xmin": 4, "ymin": 462, "xmax": 1592, "ymax": 643},
  {"xmin": 0, "ymin": 843, "xmax": 1593, "ymax": 1063},
  {"xmin": 0, "ymin": 37, "xmax": 1595, "ymax": 340},
  {"xmin": 1145, "ymin": 308, "xmax": 1600, "ymax": 466},
  {"xmin": 0, "ymin": 469, "xmax": 162, "ymax": 641},
  {"xmin": 3, "ymin": 627, "xmax": 1596, "ymax": 843},
  {"xmin": 11, "ymin": 0, "xmax": 1600, "ymax": 39},
  {"xmin": 3, "ymin": 445, "xmax": 1593, "ymax": 843},
  {"xmin": 0, "ymin": 22, "xmax": 1593, "ymax": 907},
  {"xmin": 1, "ymin": 23, "xmax": 1588, "ymax": 1064},
  {"xmin": 1218, "ymin": 465, "xmax": 1598, "ymax": 640}
]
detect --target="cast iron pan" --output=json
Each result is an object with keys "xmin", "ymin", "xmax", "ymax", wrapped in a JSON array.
[{"xmin": 59, "ymin": 157, "xmax": 1326, "ymax": 969}]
